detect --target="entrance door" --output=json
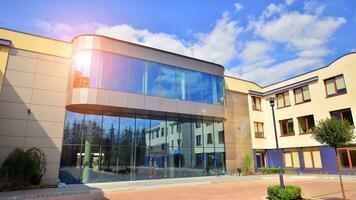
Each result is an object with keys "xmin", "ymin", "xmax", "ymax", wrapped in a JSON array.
[{"xmin": 256, "ymin": 152, "xmax": 266, "ymax": 169}]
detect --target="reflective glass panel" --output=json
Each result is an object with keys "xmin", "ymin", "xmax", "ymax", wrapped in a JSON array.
[
  {"xmin": 188, "ymin": 70, "xmax": 202, "ymax": 102},
  {"xmin": 59, "ymin": 145, "xmax": 83, "ymax": 184},
  {"xmin": 63, "ymin": 111, "xmax": 84, "ymax": 145},
  {"xmin": 147, "ymin": 62, "xmax": 161, "ymax": 96},
  {"xmin": 201, "ymin": 73, "xmax": 213, "ymax": 103},
  {"xmin": 159, "ymin": 64, "xmax": 176, "ymax": 99},
  {"xmin": 129, "ymin": 58, "xmax": 146, "ymax": 94},
  {"xmin": 176, "ymin": 68, "xmax": 189, "ymax": 100}
]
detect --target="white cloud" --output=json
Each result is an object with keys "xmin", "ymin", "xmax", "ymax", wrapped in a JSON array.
[
  {"xmin": 97, "ymin": 12, "xmax": 242, "ymax": 64},
  {"xmin": 33, "ymin": 20, "xmax": 102, "ymax": 40},
  {"xmin": 285, "ymin": 0, "xmax": 295, "ymax": 6},
  {"xmin": 234, "ymin": 2, "xmax": 243, "ymax": 12},
  {"xmin": 227, "ymin": 2, "xmax": 346, "ymax": 85},
  {"xmin": 303, "ymin": 0, "xmax": 325, "ymax": 15}
]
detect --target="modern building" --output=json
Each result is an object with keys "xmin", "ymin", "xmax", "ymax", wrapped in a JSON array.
[{"xmin": 0, "ymin": 28, "xmax": 355, "ymax": 185}]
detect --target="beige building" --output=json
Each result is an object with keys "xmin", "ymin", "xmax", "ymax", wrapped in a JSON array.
[{"xmin": 0, "ymin": 28, "xmax": 355, "ymax": 185}]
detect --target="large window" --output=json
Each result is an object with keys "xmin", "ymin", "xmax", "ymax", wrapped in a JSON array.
[
  {"xmin": 276, "ymin": 91, "xmax": 291, "ymax": 108},
  {"xmin": 284, "ymin": 150, "xmax": 300, "ymax": 168},
  {"xmin": 297, "ymin": 115, "xmax": 315, "ymax": 134},
  {"xmin": 72, "ymin": 50, "xmax": 224, "ymax": 105},
  {"xmin": 325, "ymin": 75, "xmax": 347, "ymax": 97},
  {"xmin": 251, "ymin": 96, "xmax": 262, "ymax": 111},
  {"xmin": 60, "ymin": 111, "xmax": 226, "ymax": 184},
  {"xmin": 338, "ymin": 147, "xmax": 356, "ymax": 169},
  {"xmin": 280, "ymin": 119, "xmax": 294, "ymax": 136},
  {"xmin": 254, "ymin": 122, "xmax": 264, "ymax": 138},
  {"xmin": 294, "ymin": 86, "xmax": 311, "ymax": 104},
  {"xmin": 330, "ymin": 108, "xmax": 354, "ymax": 125},
  {"xmin": 303, "ymin": 149, "xmax": 322, "ymax": 168}
]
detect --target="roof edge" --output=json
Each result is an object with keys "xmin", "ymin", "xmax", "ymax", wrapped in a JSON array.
[{"xmin": 0, "ymin": 27, "xmax": 71, "ymax": 44}]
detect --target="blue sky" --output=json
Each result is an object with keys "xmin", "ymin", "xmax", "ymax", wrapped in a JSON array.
[{"xmin": 1, "ymin": 0, "xmax": 355, "ymax": 85}]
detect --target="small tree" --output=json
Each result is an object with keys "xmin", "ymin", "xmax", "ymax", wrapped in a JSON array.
[
  {"xmin": 241, "ymin": 155, "xmax": 252, "ymax": 175},
  {"xmin": 313, "ymin": 118, "xmax": 355, "ymax": 200}
]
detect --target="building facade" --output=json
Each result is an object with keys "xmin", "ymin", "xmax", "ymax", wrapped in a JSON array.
[{"xmin": 0, "ymin": 28, "xmax": 355, "ymax": 185}]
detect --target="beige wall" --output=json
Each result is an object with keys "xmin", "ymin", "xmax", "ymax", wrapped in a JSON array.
[
  {"xmin": 248, "ymin": 53, "xmax": 356, "ymax": 150},
  {"xmin": 0, "ymin": 48, "xmax": 70, "ymax": 184},
  {"xmin": 224, "ymin": 90, "xmax": 253, "ymax": 173}
]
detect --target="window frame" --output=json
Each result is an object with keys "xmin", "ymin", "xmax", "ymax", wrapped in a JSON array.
[
  {"xmin": 337, "ymin": 147, "xmax": 356, "ymax": 170},
  {"xmin": 297, "ymin": 115, "xmax": 315, "ymax": 134},
  {"xmin": 330, "ymin": 108, "xmax": 354, "ymax": 125},
  {"xmin": 283, "ymin": 150, "xmax": 300, "ymax": 168},
  {"xmin": 276, "ymin": 91, "xmax": 291, "ymax": 108},
  {"xmin": 207, "ymin": 133, "xmax": 213, "ymax": 144},
  {"xmin": 324, "ymin": 74, "xmax": 347, "ymax": 97},
  {"xmin": 196, "ymin": 135, "xmax": 202, "ymax": 146},
  {"xmin": 279, "ymin": 118, "xmax": 295, "ymax": 137},
  {"xmin": 252, "ymin": 96, "xmax": 262, "ymax": 111},
  {"xmin": 303, "ymin": 149, "xmax": 322, "ymax": 169},
  {"xmin": 254, "ymin": 122, "xmax": 264, "ymax": 138},
  {"xmin": 294, "ymin": 85, "xmax": 311, "ymax": 105}
]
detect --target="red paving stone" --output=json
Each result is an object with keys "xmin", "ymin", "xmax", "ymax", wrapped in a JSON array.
[{"xmin": 103, "ymin": 178, "xmax": 356, "ymax": 200}]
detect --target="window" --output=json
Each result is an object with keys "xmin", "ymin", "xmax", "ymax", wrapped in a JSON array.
[
  {"xmin": 207, "ymin": 133, "xmax": 213, "ymax": 144},
  {"xmin": 254, "ymin": 122, "xmax": 264, "ymax": 138},
  {"xmin": 276, "ymin": 91, "xmax": 291, "ymax": 108},
  {"xmin": 218, "ymin": 131, "xmax": 224, "ymax": 144},
  {"xmin": 325, "ymin": 75, "xmax": 347, "ymax": 97},
  {"xmin": 195, "ymin": 122, "xmax": 201, "ymax": 129},
  {"xmin": 337, "ymin": 147, "xmax": 356, "ymax": 169},
  {"xmin": 294, "ymin": 86, "xmax": 311, "ymax": 104},
  {"xmin": 177, "ymin": 139, "xmax": 181, "ymax": 147},
  {"xmin": 330, "ymin": 108, "xmax": 354, "ymax": 125},
  {"xmin": 159, "ymin": 64, "xmax": 176, "ymax": 99},
  {"xmin": 206, "ymin": 121, "xmax": 213, "ymax": 127},
  {"xmin": 196, "ymin": 135, "xmax": 202, "ymax": 146},
  {"xmin": 177, "ymin": 123, "xmax": 182, "ymax": 132},
  {"xmin": 298, "ymin": 115, "xmax": 315, "ymax": 134},
  {"xmin": 280, "ymin": 119, "xmax": 294, "ymax": 136},
  {"xmin": 252, "ymin": 96, "xmax": 262, "ymax": 111},
  {"xmin": 303, "ymin": 149, "xmax": 322, "ymax": 168},
  {"xmin": 161, "ymin": 128, "xmax": 165, "ymax": 137},
  {"xmin": 284, "ymin": 150, "xmax": 300, "ymax": 168},
  {"xmin": 156, "ymin": 130, "xmax": 159, "ymax": 138}
]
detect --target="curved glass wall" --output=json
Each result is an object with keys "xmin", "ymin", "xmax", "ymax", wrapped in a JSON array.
[
  {"xmin": 60, "ymin": 111, "xmax": 226, "ymax": 184},
  {"xmin": 72, "ymin": 50, "xmax": 224, "ymax": 104}
]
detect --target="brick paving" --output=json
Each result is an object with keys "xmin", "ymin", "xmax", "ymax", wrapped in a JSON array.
[
  {"xmin": 2, "ymin": 176, "xmax": 356, "ymax": 200},
  {"xmin": 102, "ymin": 178, "xmax": 356, "ymax": 200}
]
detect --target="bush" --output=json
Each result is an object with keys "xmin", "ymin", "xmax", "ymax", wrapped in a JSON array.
[
  {"xmin": 267, "ymin": 185, "xmax": 302, "ymax": 200},
  {"xmin": 0, "ymin": 148, "xmax": 46, "ymax": 188},
  {"xmin": 241, "ymin": 155, "xmax": 252, "ymax": 175},
  {"xmin": 262, "ymin": 167, "xmax": 285, "ymax": 175}
]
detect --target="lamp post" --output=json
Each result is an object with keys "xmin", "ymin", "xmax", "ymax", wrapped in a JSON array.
[{"xmin": 269, "ymin": 97, "xmax": 285, "ymax": 188}]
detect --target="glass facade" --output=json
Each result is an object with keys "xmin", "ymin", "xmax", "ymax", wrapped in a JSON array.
[
  {"xmin": 72, "ymin": 50, "xmax": 224, "ymax": 104},
  {"xmin": 60, "ymin": 111, "xmax": 226, "ymax": 184}
]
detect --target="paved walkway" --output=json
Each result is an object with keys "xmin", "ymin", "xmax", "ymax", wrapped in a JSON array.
[{"xmin": 1, "ymin": 175, "xmax": 356, "ymax": 200}]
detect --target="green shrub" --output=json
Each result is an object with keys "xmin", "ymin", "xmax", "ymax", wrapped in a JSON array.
[
  {"xmin": 241, "ymin": 155, "xmax": 252, "ymax": 175},
  {"xmin": 262, "ymin": 167, "xmax": 285, "ymax": 174},
  {"xmin": 0, "ymin": 147, "xmax": 46, "ymax": 188},
  {"xmin": 267, "ymin": 185, "xmax": 302, "ymax": 200}
]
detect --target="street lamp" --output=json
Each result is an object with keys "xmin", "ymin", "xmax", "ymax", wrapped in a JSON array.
[{"xmin": 268, "ymin": 97, "xmax": 285, "ymax": 188}]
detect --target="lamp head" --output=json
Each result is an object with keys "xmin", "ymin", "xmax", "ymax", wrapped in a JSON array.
[{"xmin": 267, "ymin": 97, "xmax": 275, "ymax": 107}]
